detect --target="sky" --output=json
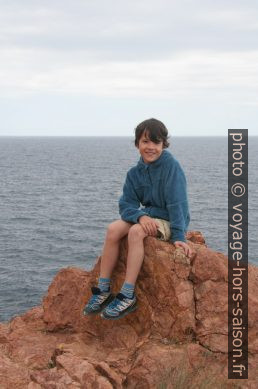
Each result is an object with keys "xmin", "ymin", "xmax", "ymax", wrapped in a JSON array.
[{"xmin": 0, "ymin": 0, "xmax": 258, "ymax": 136}]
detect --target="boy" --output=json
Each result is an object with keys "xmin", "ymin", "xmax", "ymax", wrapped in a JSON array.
[{"xmin": 83, "ymin": 118, "xmax": 192, "ymax": 320}]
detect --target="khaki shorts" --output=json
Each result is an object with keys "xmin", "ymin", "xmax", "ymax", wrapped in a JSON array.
[{"xmin": 153, "ymin": 218, "xmax": 171, "ymax": 241}]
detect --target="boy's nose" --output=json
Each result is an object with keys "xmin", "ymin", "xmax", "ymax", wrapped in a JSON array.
[{"xmin": 146, "ymin": 144, "xmax": 156, "ymax": 149}]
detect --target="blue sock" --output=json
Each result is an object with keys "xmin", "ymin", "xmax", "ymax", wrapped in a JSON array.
[
  {"xmin": 98, "ymin": 277, "xmax": 110, "ymax": 292},
  {"xmin": 120, "ymin": 282, "xmax": 135, "ymax": 299}
]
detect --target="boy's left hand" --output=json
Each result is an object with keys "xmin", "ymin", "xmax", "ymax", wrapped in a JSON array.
[{"xmin": 174, "ymin": 241, "xmax": 192, "ymax": 257}]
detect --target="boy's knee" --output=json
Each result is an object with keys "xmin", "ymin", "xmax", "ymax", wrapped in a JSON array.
[
  {"xmin": 128, "ymin": 224, "xmax": 147, "ymax": 240},
  {"xmin": 106, "ymin": 220, "xmax": 130, "ymax": 241},
  {"xmin": 106, "ymin": 221, "xmax": 120, "ymax": 240}
]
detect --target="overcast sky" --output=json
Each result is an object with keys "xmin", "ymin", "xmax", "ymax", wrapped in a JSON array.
[{"xmin": 0, "ymin": 0, "xmax": 258, "ymax": 136}]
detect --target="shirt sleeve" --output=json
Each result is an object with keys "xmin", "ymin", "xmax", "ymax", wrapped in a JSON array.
[
  {"xmin": 165, "ymin": 161, "xmax": 190, "ymax": 243},
  {"xmin": 119, "ymin": 172, "xmax": 147, "ymax": 224}
]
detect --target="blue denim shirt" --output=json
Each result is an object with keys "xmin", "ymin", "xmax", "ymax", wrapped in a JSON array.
[{"xmin": 119, "ymin": 149, "xmax": 190, "ymax": 242}]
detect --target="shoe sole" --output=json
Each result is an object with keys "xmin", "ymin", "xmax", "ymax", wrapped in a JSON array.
[
  {"xmin": 100, "ymin": 300, "xmax": 138, "ymax": 320},
  {"xmin": 83, "ymin": 294, "xmax": 114, "ymax": 316}
]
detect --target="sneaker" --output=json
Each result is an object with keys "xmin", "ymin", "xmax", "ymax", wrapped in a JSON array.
[
  {"xmin": 101, "ymin": 292, "xmax": 137, "ymax": 320},
  {"xmin": 83, "ymin": 286, "xmax": 114, "ymax": 315}
]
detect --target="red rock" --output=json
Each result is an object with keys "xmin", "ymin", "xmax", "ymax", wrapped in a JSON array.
[
  {"xmin": 42, "ymin": 236, "xmax": 196, "ymax": 344},
  {"xmin": 0, "ymin": 354, "xmax": 30, "ymax": 388},
  {"xmin": 186, "ymin": 230, "xmax": 206, "ymax": 245},
  {"xmin": 30, "ymin": 367, "xmax": 81, "ymax": 388},
  {"xmin": 0, "ymin": 230, "xmax": 257, "ymax": 388}
]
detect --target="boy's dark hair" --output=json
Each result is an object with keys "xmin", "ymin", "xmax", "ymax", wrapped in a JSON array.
[{"xmin": 134, "ymin": 118, "xmax": 170, "ymax": 148}]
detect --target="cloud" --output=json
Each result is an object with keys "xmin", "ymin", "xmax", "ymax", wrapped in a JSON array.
[
  {"xmin": 1, "ymin": 0, "xmax": 257, "ymax": 99},
  {"xmin": 0, "ymin": 0, "xmax": 257, "ymax": 134},
  {"xmin": 1, "ymin": 46, "xmax": 257, "ymax": 104},
  {"xmin": 1, "ymin": 0, "xmax": 258, "ymax": 56}
]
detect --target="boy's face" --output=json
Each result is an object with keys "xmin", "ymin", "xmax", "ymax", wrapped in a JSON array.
[{"xmin": 137, "ymin": 131, "xmax": 164, "ymax": 164}]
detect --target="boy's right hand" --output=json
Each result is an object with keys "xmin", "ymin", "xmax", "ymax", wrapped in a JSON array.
[{"xmin": 138, "ymin": 215, "xmax": 160, "ymax": 236}]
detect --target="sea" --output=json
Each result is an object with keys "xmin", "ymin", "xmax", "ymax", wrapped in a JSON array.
[{"xmin": 0, "ymin": 136, "xmax": 257, "ymax": 322}]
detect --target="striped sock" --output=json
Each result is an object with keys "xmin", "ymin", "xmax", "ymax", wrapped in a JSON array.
[
  {"xmin": 120, "ymin": 282, "xmax": 135, "ymax": 299},
  {"xmin": 97, "ymin": 277, "xmax": 110, "ymax": 292}
]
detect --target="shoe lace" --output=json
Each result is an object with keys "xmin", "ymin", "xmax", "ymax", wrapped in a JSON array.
[
  {"xmin": 89, "ymin": 293, "xmax": 106, "ymax": 307},
  {"xmin": 107, "ymin": 295, "xmax": 131, "ymax": 312},
  {"xmin": 106, "ymin": 297, "xmax": 119, "ymax": 310}
]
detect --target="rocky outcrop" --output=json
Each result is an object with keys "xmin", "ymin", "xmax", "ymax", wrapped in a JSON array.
[{"xmin": 0, "ymin": 231, "xmax": 257, "ymax": 388}]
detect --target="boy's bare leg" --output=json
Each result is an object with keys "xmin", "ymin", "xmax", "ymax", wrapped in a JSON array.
[
  {"xmin": 99, "ymin": 223, "xmax": 147, "ymax": 319},
  {"xmin": 100, "ymin": 220, "xmax": 132, "ymax": 279},
  {"xmin": 124, "ymin": 224, "xmax": 148, "ymax": 285}
]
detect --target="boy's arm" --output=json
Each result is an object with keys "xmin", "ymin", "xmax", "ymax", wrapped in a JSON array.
[
  {"xmin": 165, "ymin": 161, "xmax": 190, "ymax": 243},
  {"xmin": 119, "ymin": 172, "xmax": 147, "ymax": 224}
]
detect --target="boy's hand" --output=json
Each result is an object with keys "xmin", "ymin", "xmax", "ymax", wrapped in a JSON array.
[
  {"xmin": 174, "ymin": 241, "xmax": 193, "ymax": 257},
  {"xmin": 138, "ymin": 215, "xmax": 160, "ymax": 236}
]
